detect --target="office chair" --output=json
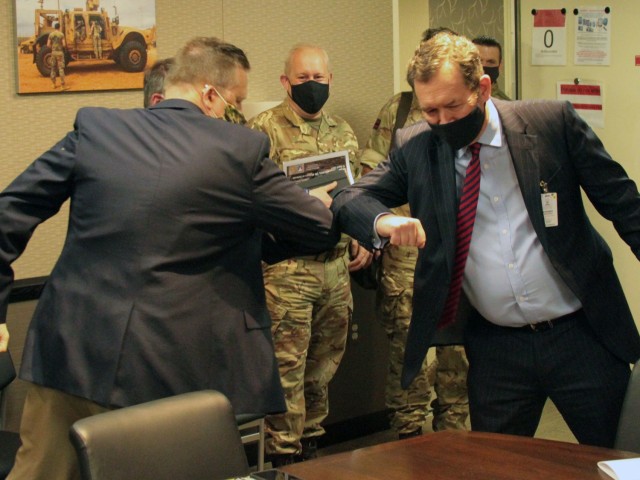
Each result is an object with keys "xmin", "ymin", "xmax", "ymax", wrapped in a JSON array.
[
  {"xmin": 615, "ymin": 360, "xmax": 640, "ymax": 453},
  {"xmin": 237, "ymin": 413, "xmax": 266, "ymax": 470},
  {"xmin": 70, "ymin": 390, "xmax": 250, "ymax": 480},
  {"xmin": 0, "ymin": 351, "xmax": 21, "ymax": 480}
]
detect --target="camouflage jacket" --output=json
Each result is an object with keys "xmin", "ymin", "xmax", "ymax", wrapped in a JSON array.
[
  {"xmin": 359, "ymin": 92, "xmax": 425, "ymax": 217},
  {"xmin": 49, "ymin": 30, "xmax": 65, "ymax": 53},
  {"xmin": 248, "ymin": 100, "xmax": 359, "ymax": 175},
  {"xmin": 359, "ymin": 92, "xmax": 424, "ymax": 172},
  {"xmin": 491, "ymin": 82, "xmax": 511, "ymax": 101},
  {"xmin": 248, "ymin": 100, "xmax": 359, "ymax": 254},
  {"xmin": 90, "ymin": 23, "xmax": 102, "ymax": 38}
]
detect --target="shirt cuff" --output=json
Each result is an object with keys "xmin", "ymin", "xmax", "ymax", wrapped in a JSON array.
[{"xmin": 372, "ymin": 212, "xmax": 391, "ymax": 249}]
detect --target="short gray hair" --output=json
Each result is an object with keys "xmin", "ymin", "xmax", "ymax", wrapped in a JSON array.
[
  {"xmin": 283, "ymin": 44, "xmax": 331, "ymax": 77},
  {"xmin": 167, "ymin": 37, "xmax": 250, "ymax": 90}
]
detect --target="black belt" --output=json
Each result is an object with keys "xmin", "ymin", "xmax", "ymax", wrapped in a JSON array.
[
  {"xmin": 521, "ymin": 309, "xmax": 582, "ymax": 333},
  {"xmin": 304, "ymin": 245, "xmax": 348, "ymax": 263}
]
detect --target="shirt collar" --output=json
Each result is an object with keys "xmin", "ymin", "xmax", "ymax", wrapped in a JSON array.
[
  {"xmin": 455, "ymin": 98, "xmax": 503, "ymax": 159},
  {"xmin": 479, "ymin": 99, "xmax": 502, "ymax": 148}
]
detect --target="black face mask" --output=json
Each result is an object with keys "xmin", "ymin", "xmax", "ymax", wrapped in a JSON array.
[
  {"xmin": 428, "ymin": 105, "xmax": 486, "ymax": 151},
  {"xmin": 483, "ymin": 66, "xmax": 500, "ymax": 84},
  {"xmin": 289, "ymin": 80, "xmax": 329, "ymax": 114}
]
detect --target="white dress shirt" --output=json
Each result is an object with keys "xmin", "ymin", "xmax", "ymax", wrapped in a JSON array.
[{"xmin": 457, "ymin": 100, "xmax": 582, "ymax": 327}]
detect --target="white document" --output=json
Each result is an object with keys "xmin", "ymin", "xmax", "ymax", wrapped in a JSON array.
[
  {"xmin": 574, "ymin": 6, "xmax": 611, "ymax": 65},
  {"xmin": 556, "ymin": 81, "xmax": 605, "ymax": 129},
  {"xmin": 531, "ymin": 9, "xmax": 567, "ymax": 66},
  {"xmin": 597, "ymin": 458, "xmax": 640, "ymax": 480}
]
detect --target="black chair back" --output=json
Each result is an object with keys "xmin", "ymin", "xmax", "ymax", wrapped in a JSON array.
[
  {"xmin": 70, "ymin": 390, "xmax": 250, "ymax": 480},
  {"xmin": 0, "ymin": 351, "xmax": 21, "ymax": 480},
  {"xmin": 615, "ymin": 360, "xmax": 640, "ymax": 453}
]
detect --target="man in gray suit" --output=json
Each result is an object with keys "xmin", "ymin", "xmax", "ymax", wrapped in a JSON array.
[
  {"xmin": 332, "ymin": 32, "xmax": 640, "ymax": 448},
  {"xmin": 0, "ymin": 37, "xmax": 337, "ymax": 479}
]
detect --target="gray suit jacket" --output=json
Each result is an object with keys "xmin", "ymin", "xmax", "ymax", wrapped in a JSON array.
[
  {"xmin": 0, "ymin": 99, "xmax": 338, "ymax": 414},
  {"xmin": 333, "ymin": 99, "xmax": 640, "ymax": 388}
]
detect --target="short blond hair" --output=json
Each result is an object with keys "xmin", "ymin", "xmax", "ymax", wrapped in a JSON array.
[{"xmin": 407, "ymin": 33, "xmax": 482, "ymax": 92}]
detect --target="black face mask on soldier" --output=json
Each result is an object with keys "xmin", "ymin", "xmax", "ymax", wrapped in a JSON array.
[
  {"xmin": 483, "ymin": 66, "xmax": 500, "ymax": 84},
  {"xmin": 428, "ymin": 105, "xmax": 485, "ymax": 151},
  {"xmin": 289, "ymin": 80, "xmax": 329, "ymax": 114}
]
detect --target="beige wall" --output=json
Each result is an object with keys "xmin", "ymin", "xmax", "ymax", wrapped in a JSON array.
[
  {"xmin": 396, "ymin": 0, "xmax": 429, "ymax": 91},
  {"xmin": 1, "ymin": 0, "xmax": 393, "ymax": 280},
  {"xmin": 519, "ymin": 0, "xmax": 640, "ymax": 326}
]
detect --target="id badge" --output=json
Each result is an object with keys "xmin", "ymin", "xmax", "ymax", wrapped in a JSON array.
[{"xmin": 541, "ymin": 192, "xmax": 558, "ymax": 227}]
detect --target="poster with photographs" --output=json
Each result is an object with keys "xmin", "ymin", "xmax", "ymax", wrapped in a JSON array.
[
  {"xmin": 15, "ymin": 0, "xmax": 157, "ymax": 94},
  {"xmin": 575, "ymin": 6, "xmax": 611, "ymax": 65}
]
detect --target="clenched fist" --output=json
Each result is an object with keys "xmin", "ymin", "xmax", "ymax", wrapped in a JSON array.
[{"xmin": 375, "ymin": 214, "xmax": 426, "ymax": 248}]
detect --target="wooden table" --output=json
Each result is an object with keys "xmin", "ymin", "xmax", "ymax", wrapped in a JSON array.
[{"xmin": 280, "ymin": 430, "xmax": 638, "ymax": 479}]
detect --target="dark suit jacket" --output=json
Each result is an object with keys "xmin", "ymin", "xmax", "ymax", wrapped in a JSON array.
[
  {"xmin": 0, "ymin": 99, "xmax": 338, "ymax": 414},
  {"xmin": 333, "ymin": 99, "xmax": 640, "ymax": 388}
]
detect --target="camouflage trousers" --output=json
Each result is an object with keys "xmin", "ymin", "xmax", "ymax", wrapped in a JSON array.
[
  {"xmin": 378, "ymin": 245, "xmax": 469, "ymax": 434},
  {"xmin": 263, "ymin": 252, "xmax": 352, "ymax": 455},
  {"xmin": 93, "ymin": 36, "xmax": 102, "ymax": 59},
  {"xmin": 431, "ymin": 345, "xmax": 469, "ymax": 431},
  {"xmin": 378, "ymin": 290, "xmax": 432, "ymax": 434},
  {"xmin": 50, "ymin": 51, "xmax": 65, "ymax": 85}
]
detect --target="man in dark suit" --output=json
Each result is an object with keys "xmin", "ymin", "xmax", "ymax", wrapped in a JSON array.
[
  {"xmin": 0, "ymin": 37, "xmax": 337, "ymax": 479},
  {"xmin": 332, "ymin": 32, "xmax": 640, "ymax": 448}
]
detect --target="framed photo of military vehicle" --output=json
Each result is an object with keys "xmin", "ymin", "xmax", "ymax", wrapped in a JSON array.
[{"xmin": 15, "ymin": 0, "xmax": 157, "ymax": 94}]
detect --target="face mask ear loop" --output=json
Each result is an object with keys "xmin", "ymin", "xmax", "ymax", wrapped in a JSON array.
[{"xmin": 199, "ymin": 84, "xmax": 216, "ymax": 119}]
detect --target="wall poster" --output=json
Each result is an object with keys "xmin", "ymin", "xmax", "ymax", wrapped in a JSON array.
[
  {"xmin": 15, "ymin": 0, "xmax": 157, "ymax": 94},
  {"xmin": 557, "ymin": 81, "xmax": 604, "ymax": 128},
  {"xmin": 531, "ymin": 9, "xmax": 567, "ymax": 66},
  {"xmin": 574, "ymin": 6, "xmax": 611, "ymax": 65}
]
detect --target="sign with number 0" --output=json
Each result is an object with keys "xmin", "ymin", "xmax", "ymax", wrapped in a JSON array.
[{"xmin": 532, "ymin": 9, "xmax": 567, "ymax": 66}]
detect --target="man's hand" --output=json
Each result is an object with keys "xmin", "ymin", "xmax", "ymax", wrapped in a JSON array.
[
  {"xmin": 308, "ymin": 181, "xmax": 337, "ymax": 208},
  {"xmin": 376, "ymin": 214, "xmax": 426, "ymax": 248},
  {"xmin": 348, "ymin": 239, "xmax": 373, "ymax": 272},
  {"xmin": 0, "ymin": 323, "xmax": 9, "ymax": 352}
]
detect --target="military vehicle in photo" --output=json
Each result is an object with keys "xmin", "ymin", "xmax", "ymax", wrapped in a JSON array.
[
  {"xmin": 19, "ymin": 36, "xmax": 36, "ymax": 54},
  {"xmin": 31, "ymin": 0, "xmax": 156, "ymax": 77}
]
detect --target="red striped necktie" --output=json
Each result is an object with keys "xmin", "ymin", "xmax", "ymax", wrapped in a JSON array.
[{"xmin": 438, "ymin": 142, "xmax": 482, "ymax": 329}]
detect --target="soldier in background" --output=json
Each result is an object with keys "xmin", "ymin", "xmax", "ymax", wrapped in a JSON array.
[
  {"xmin": 90, "ymin": 20, "xmax": 103, "ymax": 59},
  {"xmin": 47, "ymin": 22, "xmax": 67, "ymax": 90},
  {"xmin": 74, "ymin": 18, "xmax": 86, "ymax": 49},
  {"xmin": 143, "ymin": 58, "xmax": 175, "ymax": 108},
  {"xmin": 359, "ymin": 27, "xmax": 470, "ymax": 438},
  {"xmin": 472, "ymin": 35, "xmax": 511, "ymax": 101},
  {"xmin": 248, "ymin": 44, "xmax": 370, "ymax": 467}
]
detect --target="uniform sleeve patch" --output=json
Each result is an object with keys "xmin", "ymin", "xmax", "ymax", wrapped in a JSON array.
[{"xmin": 373, "ymin": 119, "xmax": 381, "ymax": 130}]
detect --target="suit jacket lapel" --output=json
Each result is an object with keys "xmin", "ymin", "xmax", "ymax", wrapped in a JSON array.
[{"xmin": 499, "ymin": 103, "xmax": 550, "ymax": 252}]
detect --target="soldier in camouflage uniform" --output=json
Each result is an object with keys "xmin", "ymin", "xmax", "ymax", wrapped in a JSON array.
[
  {"xmin": 90, "ymin": 20, "xmax": 103, "ymax": 59},
  {"xmin": 472, "ymin": 35, "xmax": 511, "ymax": 101},
  {"xmin": 248, "ymin": 44, "xmax": 369, "ymax": 467},
  {"xmin": 47, "ymin": 23, "xmax": 67, "ymax": 90},
  {"xmin": 360, "ymin": 40, "xmax": 470, "ymax": 434},
  {"xmin": 74, "ymin": 19, "xmax": 86, "ymax": 49}
]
